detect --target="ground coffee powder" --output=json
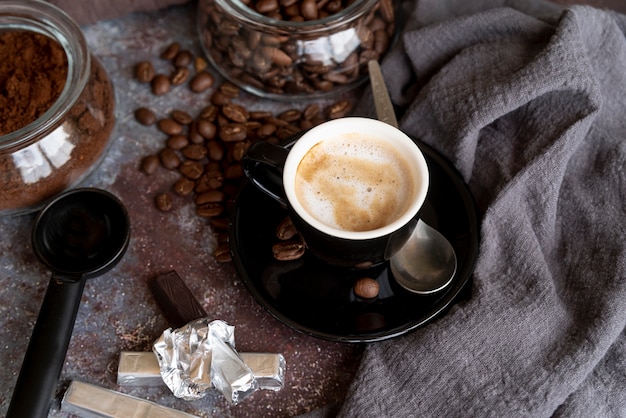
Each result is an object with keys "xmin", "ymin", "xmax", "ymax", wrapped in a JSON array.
[
  {"xmin": 0, "ymin": 31, "xmax": 68, "ymax": 135},
  {"xmin": 0, "ymin": 30, "xmax": 115, "ymax": 214}
]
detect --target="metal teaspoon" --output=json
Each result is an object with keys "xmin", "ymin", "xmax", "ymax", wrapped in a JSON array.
[{"xmin": 368, "ymin": 60, "xmax": 457, "ymax": 294}]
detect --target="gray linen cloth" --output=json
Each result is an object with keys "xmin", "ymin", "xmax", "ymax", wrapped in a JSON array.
[{"xmin": 340, "ymin": 0, "xmax": 626, "ymax": 416}]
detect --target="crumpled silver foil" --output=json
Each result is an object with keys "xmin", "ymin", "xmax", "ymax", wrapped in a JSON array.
[{"xmin": 153, "ymin": 318, "xmax": 258, "ymax": 404}]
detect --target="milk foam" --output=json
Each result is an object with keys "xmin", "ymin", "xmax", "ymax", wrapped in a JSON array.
[{"xmin": 295, "ymin": 135, "xmax": 416, "ymax": 232}]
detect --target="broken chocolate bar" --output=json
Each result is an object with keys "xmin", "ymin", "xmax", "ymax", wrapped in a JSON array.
[{"xmin": 150, "ymin": 270, "xmax": 207, "ymax": 328}]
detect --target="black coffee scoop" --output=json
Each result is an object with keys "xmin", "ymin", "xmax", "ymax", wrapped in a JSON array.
[{"xmin": 7, "ymin": 188, "xmax": 130, "ymax": 418}]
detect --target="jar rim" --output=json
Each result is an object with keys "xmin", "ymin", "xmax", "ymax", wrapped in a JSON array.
[
  {"xmin": 214, "ymin": 0, "xmax": 379, "ymax": 34},
  {"xmin": 0, "ymin": 0, "xmax": 90, "ymax": 151}
]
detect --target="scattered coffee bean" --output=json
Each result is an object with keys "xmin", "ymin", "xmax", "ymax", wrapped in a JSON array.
[
  {"xmin": 353, "ymin": 277, "xmax": 380, "ymax": 299},
  {"xmin": 171, "ymin": 110, "xmax": 193, "ymax": 125},
  {"xmin": 214, "ymin": 243, "xmax": 232, "ymax": 263},
  {"xmin": 170, "ymin": 67, "xmax": 190, "ymax": 85},
  {"xmin": 178, "ymin": 160, "xmax": 204, "ymax": 179},
  {"xmin": 161, "ymin": 42, "xmax": 180, "ymax": 60},
  {"xmin": 166, "ymin": 134, "xmax": 189, "ymax": 150},
  {"xmin": 272, "ymin": 239, "xmax": 306, "ymax": 261},
  {"xmin": 135, "ymin": 107, "xmax": 157, "ymax": 125},
  {"xmin": 174, "ymin": 177, "xmax": 196, "ymax": 196},
  {"xmin": 157, "ymin": 118, "xmax": 183, "ymax": 135},
  {"xmin": 155, "ymin": 193, "xmax": 173, "ymax": 211},
  {"xmin": 189, "ymin": 71, "xmax": 215, "ymax": 92},
  {"xmin": 159, "ymin": 148, "xmax": 181, "ymax": 169},
  {"xmin": 275, "ymin": 216, "xmax": 298, "ymax": 240},
  {"xmin": 140, "ymin": 155, "xmax": 160, "ymax": 175},
  {"xmin": 174, "ymin": 49, "xmax": 194, "ymax": 67},
  {"xmin": 182, "ymin": 143, "xmax": 208, "ymax": 160},
  {"xmin": 135, "ymin": 61, "xmax": 155, "ymax": 83},
  {"xmin": 151, "ymin": 74, "xmax": 171, "ymax": 95}
]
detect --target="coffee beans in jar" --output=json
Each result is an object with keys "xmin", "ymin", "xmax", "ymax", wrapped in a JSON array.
[{"xmin": 197, "ymin": 0, "xmax": 396, "ymax": 100}]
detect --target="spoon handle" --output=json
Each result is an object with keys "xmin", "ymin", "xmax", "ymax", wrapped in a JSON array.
[
  {"xmin": 7, "ymin": 276, "xmax": 86, "ymax": 418},
  {"xmin": 368, "ymin": 60, "xmax": 399, "ymax": 129}
]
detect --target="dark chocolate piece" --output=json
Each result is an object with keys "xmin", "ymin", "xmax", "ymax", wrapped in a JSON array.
[{"xmin": 150, "ymin": 270, "xmax": 207, "ymax": 328}]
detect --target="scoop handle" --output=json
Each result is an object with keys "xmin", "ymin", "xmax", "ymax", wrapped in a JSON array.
[{"xmin": 7, "ymin": 275, "xmax": 85, "ymax": 418}]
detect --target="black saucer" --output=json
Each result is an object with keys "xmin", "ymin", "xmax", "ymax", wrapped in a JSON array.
[{"xmin": 229, "ymin": 139, "xmax": 479, "ymax": 343}]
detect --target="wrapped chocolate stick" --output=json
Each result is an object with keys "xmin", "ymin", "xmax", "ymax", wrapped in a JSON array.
[
  {"xmin": 154, "ymin": 319, "xmax": 259, "ymax": 403},
  {"xmin": 208, "ymin": 321, "xmax": 257, "ymax": 404},
  {"xmin": 118, "ymin": 351, "xmax": 285, "ymax": 391},
  {"xmin": 61, "ymin": 380, "xmax": 199, "ymax": 418}
]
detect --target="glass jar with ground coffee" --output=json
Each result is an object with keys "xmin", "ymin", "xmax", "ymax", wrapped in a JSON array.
[
  {"xmin": 0, "ymin": 0, "xmax": 115, "ymax": 216},
  {"xmin": 197, "ymin": 0, "xmax": 396, "ymax": 101}
]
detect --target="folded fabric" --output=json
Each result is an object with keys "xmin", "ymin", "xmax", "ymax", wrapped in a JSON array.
[
  {"xmin": 48, "ymin": 0, "xmax": 189, "ymax": 25},
  {"xmin": 342, "ymin": 0, "xmax": 626, "ymax": 416}
]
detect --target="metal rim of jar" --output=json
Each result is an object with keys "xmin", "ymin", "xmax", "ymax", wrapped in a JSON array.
[
  {"xmin": 213, "ymin": 0, "xmax": 381, "ymax": 35},
  {"xmin": 0, "ymin": 0, "xmax": 90, "ymax": 152}
]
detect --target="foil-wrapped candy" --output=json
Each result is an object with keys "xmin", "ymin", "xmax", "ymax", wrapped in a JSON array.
[{"xmin": 153, "ymin": 318, "xmax": 262, "ymax": 404}]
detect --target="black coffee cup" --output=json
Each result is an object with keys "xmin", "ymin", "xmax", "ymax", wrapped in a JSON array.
[{"xmin": 242, "ymin": 117, "xmax": 429, "ymax": 268}]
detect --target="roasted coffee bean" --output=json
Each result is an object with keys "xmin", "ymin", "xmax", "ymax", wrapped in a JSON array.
[
  {"xmin": 278, "ymin": 109, "xmax": 302, "ymax": 122},
  {"xmin": 166, "ymin": 134, "xmax": 189, "ymax": 150},
  {"xmin": 135, "ymin": 61, "xmax": 155, "ymax": 83},
  {"xmin": 135, "ymin": 107, "xmax": 157, "ymax": 125},
  {"xmin": 327, "ymin": 99, "xmax": 352, "ymax": 119},
  {"xmin": 220, "ymin": 123, "xmax": 247, "ymax": 142},
  {"xmin": 199, "ymin": 104, "xmax": 219, "ymax": 121},
  {"xmin": 174, "ymin": 49, "xmax": 194, "ymax": 67},
  {"xmin": 276, "ymin": 124, "xmax": 300, "ymax": 140},
  {"xmin": 276, "ymin": 216, "xmax": 298, "ymax": 240},
  {"xmin": 174, "ymin": 177, "xmax": 195, "ymax": 196},
  {"xmin": 151, "ymin": 74, "xmax": 171, "ymax": 95},
  {"xmin": 171, "ymin": 110, "xmax": 193, "ymax": 125},
  {"xmin": 300, "ymin": 0, "xmax": 318, "ymax": 20},
  {"xmin": 231, "ymin": 141, "xmax": 250, "ymax": 161},
  {"xmin": 222, "ymin": 103, "xmax": 249, "ymax": 123},
  {"xmin": 178, "ymin": 160, "xmax": 204, "ymax": 179},
  {"xmin": 224, "ymin": 164, "xmax": 243, "ymax": 179},
  {"xmin": 211, "ymin": 91, "xmax": 232, "ymax": 106},
  {"xmin": 210, "ymin": 217, "xmax": 229, "ymax": 231},
  {"xmin": 190, "ymin": 71, "xmax": 215, "ymax": 92},
  {"xmin": 196, "ymin": 202, "xmax": 224, "ymax": 217},
  {"xmin": 161, "ymin": 42, "xmax": 180, "ymax": 60},
  {"xmin": 257, "ymin": 123, "xmax": 277, "ymax": 137},
  {"xmin": 159, "ymin": 148, "xmax": 181, "ymax": 169},
  {"xmin": 158, "ymin": 118, "xmax": 183, "ymax": 135},
  {"xmin": 214, "ymin": 243, "xmax": 232, "ymax": 263},
  {"xmin": 302, "ymin": 103, "xmax": 320, "ymax": 120},
  {"xmin": 256, "ymin": 0, "xmax": 279, "ymax": 14},
  {"xmin": 155, "ymin": 193, "xmax": 173, "ymax": 211},
  {"xmin": 170, "ymin": 67, "xmax": 190, "ymax": 85},
  {"xmin": 196, "ymin": 170, "xmax": 224, "ymax": 192},
  {"xmin": 194, "ymin": 56, "xmax": 208, "ymax": 72},
  {"xmin": 219, "ymin": 82, "xmax": 240, "ymax": 98},
  {"xmin": 206, "ymin": 140, "xmax": 224, "ymax": 161},
  {"xmin": 250, "ymin": 110, "xmax": 272, "ymax": 120},
  {"xmin": 272, "ymin": 239, "xmax": 305, "ymax": 261},
  {"xmin": 353, "ymin": 277, "xmax": 380, "ymax": 299},
  {"xmin": 196, "ymin": 190, "xmax": 225, "ymax": 205},
  {"xmin": 140, "ymin": 155, "xmax": 160, "ymax": 175},
  {"xmin": 197, "ymin": 119, "xmax": 217, "ymax": 139},
  {"xmin": 182, "ymin": 144, "xmax": 208, "ymax": 160},
  {"xmin": 188, "ymin": 121, "xmax": 205, "ymax": 144}
]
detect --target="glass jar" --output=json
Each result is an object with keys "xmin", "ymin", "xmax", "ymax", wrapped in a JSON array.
[
  {"xmin": 0, "ymin": 0, "xmax": 115, "ymax": 216},
  {"xmin": 197, "ymin": 0, "xmax": 396, "ymax": 101}
]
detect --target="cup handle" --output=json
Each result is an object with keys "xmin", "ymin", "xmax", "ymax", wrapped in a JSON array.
[{"xmin": 242, "ymin": 142, "xmax": 289, "ymax": 208}]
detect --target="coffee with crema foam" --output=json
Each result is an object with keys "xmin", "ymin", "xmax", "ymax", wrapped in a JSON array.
[{"xmin": 294, "ymin": 134, "xmax": 418, "ymax": 232}]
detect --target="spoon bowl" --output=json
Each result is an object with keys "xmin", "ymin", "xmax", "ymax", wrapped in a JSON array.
[
  {"xmin": 368, "ymin": 60, "xmax": 458, "ymax": 294},
  {"xmin": 390, "ymin": 219, "xmax": 457, "ymax": 294}
]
